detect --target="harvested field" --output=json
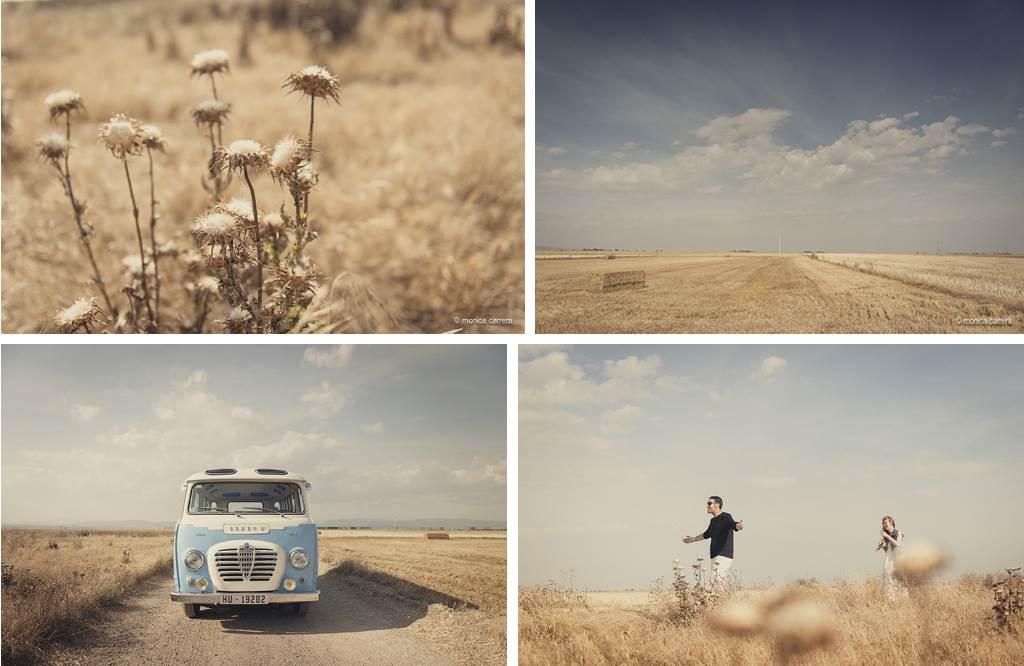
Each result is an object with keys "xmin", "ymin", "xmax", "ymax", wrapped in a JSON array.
[{"xmin": 536, "ymin": 252, "xmax": 1024, "ymax": 333}]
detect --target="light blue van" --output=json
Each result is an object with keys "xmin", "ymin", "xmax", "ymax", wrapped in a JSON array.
[{"xmin": 170, "ymin": 468, "xmax": 320, "ymax": 618}]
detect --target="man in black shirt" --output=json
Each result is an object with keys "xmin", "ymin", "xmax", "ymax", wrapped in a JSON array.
[{"xmin": 683, "ymin": 495, "xmax": 743, "ymax": 590}]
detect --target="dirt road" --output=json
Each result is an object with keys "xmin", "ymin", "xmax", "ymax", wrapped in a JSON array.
[
  {"xmin": 56, "ymin": 566, "xmax": 455, "ymax": 666},
  {"xmin": 537, "ymin": 253, "xmax": 1023, "ymax": 333}
]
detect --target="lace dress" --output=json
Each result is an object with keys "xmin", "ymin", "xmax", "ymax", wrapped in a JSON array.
[{"xmin": 881, "ymin": 529, "xmax": 908, "ymax": 601}]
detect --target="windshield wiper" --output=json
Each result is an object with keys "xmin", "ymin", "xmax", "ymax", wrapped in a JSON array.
[{"xmin": 242, "ymin": 507, "xmax": 293, "ymax": 519}]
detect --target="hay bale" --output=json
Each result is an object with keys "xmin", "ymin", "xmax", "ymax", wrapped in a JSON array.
[
  {"xmin": 426, "ymin": 532, "xmax": 451, "ymax": 540},
  {"xmin": 592, "ymin": 270, "xmax": 646, "ymax": 292}
]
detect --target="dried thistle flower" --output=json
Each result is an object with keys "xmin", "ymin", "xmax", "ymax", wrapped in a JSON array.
[
  {"xmin": 222, "ymin": 196, "xmax": 257, "ymax": 222},
  {"xmin": 295, "ymin": 161, "xmax": 319, "ymax": 190},
  {"xmin": 54, "ymin": 297, "xmax": 102, "ymax": 332},
  {"xmin": 98, "ymin": 113, "xmax": 143, "ymax": 158},
  {"xmin": 766, "ymin": 599, "xmax": 836, "ymax": 656},
  {"xmin": 262, "ymin": 211, "xmax": 285, "ymax": 231},
  {"xmin": 36, "ymin": 133, "xmax": 69, "ymax": 162},
  {"xmin": 283, "ymin": 65, "xmax": 341, "ymax": 103},
  {"xmin": 191, "ymin": 99, "xmax": 232, "ymax": 127},
  {"xmin": 44, "ymin": 89, "xmax": 84, "ymax": 120},
  {"xmin": 270, "ymin": 135, "xmax": 307, "ymax": 175},
  {"xmin": 893, "ymin": 544, "xmax": 948, "ymax": 583},
  {"xmin": 139, "ymin": 124, "xmax": 166, "ymax": 152},
  {"xmin": 190, "ymin": 49, "xmax": 230, "ymax": 77},
  {"xmin": 189, "ymin": 275, "xmax": 220, "ymax": 294},
  {"xmin": 215, "ymin": 139, "xmax": 270, "ymax": 175},
  {"xmin": 219, "ymin": 306, "xmax": 251, "ymax": 333},
  {"xmin": 192, "ymin": 211, "xmax": 240, "ymax": 245},
  {"xmin": 708, "ymin": 599, "xmax": 765, "ymax": 636}
]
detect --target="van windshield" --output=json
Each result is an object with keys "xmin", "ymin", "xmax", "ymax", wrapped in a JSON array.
[{"xmin": 188, "ymin": 481, "xmax": 305, "ymax": 515}]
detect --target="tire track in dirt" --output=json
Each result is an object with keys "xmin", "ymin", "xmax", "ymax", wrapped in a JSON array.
[{"xmin": 53, "ymin": 566, "xmax": 456, "ymax": 666}]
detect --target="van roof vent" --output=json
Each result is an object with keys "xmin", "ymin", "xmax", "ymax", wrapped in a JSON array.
[
  {"xmin": 256, "ymin": 468, "xmax": 288, "ymax": 475},
  {"xmin": 204, "ymin": 468, "xmax": 237, "ymax": 475}
]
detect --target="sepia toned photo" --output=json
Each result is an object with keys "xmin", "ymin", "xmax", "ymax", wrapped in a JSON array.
[{"xmin": 1, "ymin": 0, "xmax": 524, "ymax": 333}]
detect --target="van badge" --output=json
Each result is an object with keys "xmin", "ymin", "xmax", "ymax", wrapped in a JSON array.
[{"xmin": 239, "ymin": 543, "xmax": 256, "ymax": 580}]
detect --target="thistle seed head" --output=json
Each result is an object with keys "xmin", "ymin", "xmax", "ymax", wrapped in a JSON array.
[
  {"xmin": 708, "ymin": 600, "xmax": 765, "ymax": 636},
  {"xmin": 98, "ymin": 113, "xmax": 143, "ymax": 158},
  {"xmin": 190, "ymin": 49, "xmax": 231, "ymax": 77},
  {"xmin": 139, "ymin": 124, "xmax": 166, "ymax": 152},
  {"xmin": 191, "ymin": 99, "xmax": 232, "ymax": 127},
  {"xmin": 222, "ymin": 196, "xmax": 257, "ymax": 222},
  {"xmin": 54, "ymin": 297, "xmax": 102, "ymax": 332},
  {"xmin": 270, "ymin": 135, "xmax": 307, "ymax": 174},
  {"xmin": 36, "ymin": 133, "xmax": 69, "ymax": 162},
  {"xmin": 215, "ymin": 139, "xmax": 270, "ymax": 175},
  {"xmin": 192, "ymin": 211, "xmax": 240, "ymax": 245},
  {"xmin": 893, "ymin": 544, "xmax": 948, "ymax": 583},
  {"xmin": 295, "ymin": 160, "xmax": 319, "ymax": 190},
  {"xmin": 262, "ymin": 211, "xmax": 285, "ymax": 231},
  {"xmin": 219, "ymin": 306, "xmax": 251, "ymax": 333},
  {"xmin": 190, "ymin": 275, "xmax": 220, "ymax": 294},
  {"xmin": 766, "ymin": 600, "xmax": 836, "ymax": 655},
  {"xmin": 284, "ymin": 65, "xmax": 341, "ymax": 103},
  {"xmin": 44, "ymin": 89, "xmax": 84, "ymax": 120}
]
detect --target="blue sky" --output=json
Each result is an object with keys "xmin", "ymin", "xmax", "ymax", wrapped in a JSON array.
[
  {"xmin": 538, "ymin": 0, "xmax": 1024, "ymax": 252},
  {"xmin": 519, "ymin": 345, "xmax": 1024, "ymax": 588},
  {"xmin": 1, "ymin": 345, "xmax": 506, "ymax": 524}
]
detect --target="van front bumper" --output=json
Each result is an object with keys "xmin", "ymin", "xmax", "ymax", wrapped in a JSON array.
[{"xmin": 170, "ymin": 592, "xmax": 320, "ymax": 604}]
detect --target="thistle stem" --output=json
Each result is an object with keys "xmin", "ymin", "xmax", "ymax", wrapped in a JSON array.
[
  {"xmin": 304, "ymin": 95, "xmax": 315, "ymax": 217},
  {"xmin": 242, "ymin": 165, "xmax": 264, "ymax": 316},
  {"xmin": 56, "ymin": 113, "xmax": 117, "ymax": 317},
  {"xmin": 122, "ymin": 157, "xmax": 155, "ymax": 325},
  {"xmin": 146, "ymin": 147, "xmax": 161, "ymax": 326}
]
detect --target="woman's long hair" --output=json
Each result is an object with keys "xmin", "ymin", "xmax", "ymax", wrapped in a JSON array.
[{"xmin": 877, "ymin": 515, "xmax": 897, "ymax": 552}]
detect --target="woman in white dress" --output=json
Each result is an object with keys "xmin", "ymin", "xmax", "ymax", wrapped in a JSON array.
[{"xmin": 877, "ymin": 515, "xmax": 908, "ymax": 601}]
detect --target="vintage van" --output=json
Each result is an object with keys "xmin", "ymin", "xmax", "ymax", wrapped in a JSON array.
[{"xmin": 171, "ymin": 468, "xmax": 320, "ymax": 618}]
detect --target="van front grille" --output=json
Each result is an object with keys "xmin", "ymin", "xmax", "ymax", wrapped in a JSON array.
[{"xmin": 214, "ymin": 544, "xmax": 278, "ymax": 582}]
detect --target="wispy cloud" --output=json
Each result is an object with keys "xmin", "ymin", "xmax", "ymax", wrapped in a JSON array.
[
  {"xmin": 301, "ymin": 380, "xmax": 346, "ymax": 417},
  {"xmin": 302, "ymin": 346, "xmax": 354, "ymax": 369},
  {"xmin": 71, "ymin": 404, "xmax": 99, "ymax": 422}
]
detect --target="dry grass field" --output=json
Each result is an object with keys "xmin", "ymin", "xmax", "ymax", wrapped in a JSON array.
[
  {"xmin": 520, "ymin": 578, "xmax": 1024, "ymax": 665},
  {"xmin": 1, "ymin": 528, "xmax": 506, "ymax": 664},
  {"xmin": 0, "ymin": 528, "xmax": 173, "ymax": 664},
  {"xmin": 1, "ymin": 0, "xmax": 524, "ymax": 333},
  {"xmin": 536, "ymin": 252, "xmax": 1024, "ymax": 333}
]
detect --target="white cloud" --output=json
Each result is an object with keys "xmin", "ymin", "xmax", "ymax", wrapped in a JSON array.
[
  {"xmin": 71, "ymin": 404, "xmax": 100, "ymax": 422},
  {"xmin": 545, "ymin": 145, "xmax": 569, "ymax": 156},
  {"xmin": 302, "ymin": 346, "xmax": 354, "ymax": 369},
  {"xmin": 694, "ymin": 107, "xmax": 792, "ymax": 143},
  {"xmin": 600, "ymin": 404, "xmax": 642, "ymax": 432},
  {"xmin": 603, "ymin": 355, "xmax": 662, "ymax": 380},
  {"xmin": 991, "ymin": 128, "xmax": 1016, "ymax": 139},
  {"xmin": 362, "ymin": 421, "xmax": 384, "ymax": 434},
  {"xmin": 757, "ymin": 356, "xmax": 788, "ymax": 379},
  {"xmin": 991, "ymin": 141, "xmax": 1008, "ymax": 148},
  {"xmin": 621, "ymin": 141, "xmax": 638, "ymax": 151},
  {"xmin": 902, "ymin": 111, "xmax": 920, "ymax": 121},
  {"xmin": 450, "ymin": 458, "xmax": 506, "ymax": 484},
  {"xmin": 301, "ymin": 381, "xmax": 346, "ymax": 417},
  {"xmin": 954, "ymin": 123, "xmax": 990, "ymax": 137},
  {"xmin": 231, "ymin": 406, "xmax": 254, "ymax": 420}
]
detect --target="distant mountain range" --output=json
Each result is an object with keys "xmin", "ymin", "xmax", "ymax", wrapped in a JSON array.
[{"xmin": 3, "ymin": 518, "xmax": 506, "ymax": 530}]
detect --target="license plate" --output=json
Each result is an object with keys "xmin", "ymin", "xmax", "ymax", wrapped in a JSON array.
[{"xmin": 220, "ymin": 594, "xmax": 267, "ymax": 605}]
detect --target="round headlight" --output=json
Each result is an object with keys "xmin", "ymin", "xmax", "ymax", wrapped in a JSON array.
[
  {"xmin": 290, "ymin": 548, "xmax": 309, "ymax": 569},
  {"xmin": 184, "ymin": 550, "xmax": 204, "ymax": 571}
]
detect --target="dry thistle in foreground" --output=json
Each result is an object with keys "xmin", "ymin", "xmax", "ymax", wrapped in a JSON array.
[
  {"xmin": 992, "ymin": 566, "xmax": 1023, "ymax": 629},
  {"xmin": 283, "ymin": 65, "xmax": 339, "ymax": 219},
  {"xmin": 140, "ymin": 123, "xmax": 166, "ymax": 324},
  {"xmin": 99, "ymin": 113, "xmax": 155, "ymax": 329},
  {"xmin": 216, "ymin": 139, "xmax": 271, "ymax": 314},
  {"xmin": 54, "ymin": 297, "xmax": 102, "ymax": 333},
  {"xmin": 894, "ymin": 544, "xmax": 949, "ymax": 584},
  {"xmin": 707, "ymin": 598, "xmax": 765, "ymax": 636},
  {"xmin": 39, "ymin": 89, "xmax": 116, "ymax": 316},
  {"xmin": 766, "ymin": 599, "xmax": 836, "ymax": 662}
]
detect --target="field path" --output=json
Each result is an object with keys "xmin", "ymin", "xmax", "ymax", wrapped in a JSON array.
[
  {"xmin": 537, "ymin": 254, "xmax": 1023, "ymax": 332},
  {"xmin": 55, "ymin": 565, "xmax": 454, "ymax": 666}
]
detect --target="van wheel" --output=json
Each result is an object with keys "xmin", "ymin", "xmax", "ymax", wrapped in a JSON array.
[
  {"xmin": 293, "ymin": 602, "xmax": 309, "ymax": 616},
  {"xmin": 183, "ymin": 603, "xmax": 201, "ymax": 619}
]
